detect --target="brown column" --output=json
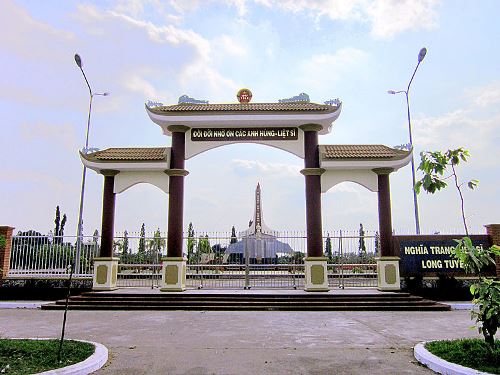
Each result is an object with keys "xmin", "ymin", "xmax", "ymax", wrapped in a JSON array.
[
  {"xmin": 100, "ymin": 171, "xmax": 118, "ymax": 258},
  {"xmin": 300, "ymin": 124, "xmax": 324, "ymax": 258},
  {"xmin": 374, "ymin": 168, "xmax": 394, "ymax": 257},
  {"xmin": 0, "ymin": 226, "xmax": 14, "ymax": 280},
  {"xmin": 485, "ymin": 224, "xmax": 500, "ymax": 277},
  {"xmin": 166, "ymin": 126, "xmax": 189, "ymax": 258}
]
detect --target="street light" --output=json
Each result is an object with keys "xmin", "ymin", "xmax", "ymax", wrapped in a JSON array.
[
  {"xmin": 74, "ymin": 53, "xmax": 109, "ymax": 274},
  {"xmin": 388, "ymin": 47, "xmax": 427, "ymax": 235}
]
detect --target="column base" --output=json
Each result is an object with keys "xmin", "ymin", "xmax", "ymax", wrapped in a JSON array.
[
  {"xmin": 376, "ymin": 256, "xmax": 401, "ymax": 291},
  {"xmin": 304, "ymin": 257, "xmax": 330, "ymax": 292},
  {"xmin": 92, "ymin": 257, "xmax": 119, "ymax": 291},
  {"xmin": 160, "ymin": 257, "xmax": 187, "ymax": 292}
]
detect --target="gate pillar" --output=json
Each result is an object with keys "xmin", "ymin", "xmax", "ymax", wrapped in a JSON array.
[
  {"xmin": 300, "ymin": 124, "xmax": 328, "ymax": 292},
  {"xmin": 373, "ymin": 168, "xmax": 400, "ymax": 291},
  {"xmin": 162, "ymin": 125, "xmax": 189, "ymax": 292},
  {"xmin": 93, "ymin": 170, "xmax": 119, "ymax": 291},
  {"xmin": 0, "ymin": 226, "xmax": 15, "ymax": 281},
  {"xmin": 485, "ymin": 224, "xmax": 500, "ymax": 277}
]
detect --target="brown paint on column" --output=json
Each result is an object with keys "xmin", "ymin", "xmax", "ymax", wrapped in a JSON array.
[
  {"xmin": 167, "ymin": 131, "xmax": 186, "ymax": 258},
  {"xmin": 485, "ymin": 224, "xmax": 500, "ymax": 277},
  {"xmin": 100, "ymin": 175, "xmax": 116, "ymax": 258},
  {"xmin": 376, "ymin": 172, "xmax": 394, "ymax": 257},
  {"xmin": 0, "ymin": 226, "xmax": 14, "ymax": 279},
  {"xmin": 304, "ymin": 130, "xmax": 323, "ymax": 257}
]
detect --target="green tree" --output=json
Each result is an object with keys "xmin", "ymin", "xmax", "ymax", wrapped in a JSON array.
[
  {"xmin": 291, "ymin": 251, "xmax": 305, "ymax": 263},
  {"xmin": 187, "ymin": 223, "xmax": 196, "ymax": 263},
  {"xmin": 54, "ymin": 206, "xmax": 61, "ymax": 244},
  {"xmin": 60, "ymin": 214, "xmax": 67, "ymax": 239},
  {"xmin": 416, "ymin": 147, "xmax": 500, "ymax": 349},
  {"xmin": 148, "ymin": 228, "xmax": 165, "ymax": 263},
  {"xmin": 137, "ymin": 224, "xmax": 146, "ymax": 263},
  {"xmin": 197, "ymin": 234, "xmax": 211, "ymax": 254},
  {"xmin": 324, "ymin": 233, "xmax": 332, "ymax": 261},
  {"xmin": 358, "ymin": 223, "xmax": 366, "ymax": 256},
  {"xmin": 230, "ymin": 226, "xmax": 237, "ymax": 244},
  {"xmin": 53, "ymin": 206, "xmax": 67, "ymax": 245},
  {"xmin": 123, "ymin": 231, "xmax": 129, "ymax": 255},
  {"xmin": 415, "ymin": 148, "xmax": 478, "ymax": 235},
  {"xmin": 118, "ymin": 230, "xmax": 130, "ymax": 263}
]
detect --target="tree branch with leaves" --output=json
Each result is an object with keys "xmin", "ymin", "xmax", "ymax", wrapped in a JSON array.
[
  {"xmin": 415, "ymin": 147, "xmax": 500, "ymax": 349},
  {"xmin": 414, "ymin": 148, "xmax": 478, "ymax": 235}
]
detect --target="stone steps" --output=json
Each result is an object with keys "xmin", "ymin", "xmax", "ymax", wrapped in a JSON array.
[{"xmin": 42, "ymin": 291, "xmax": 450, "ymax": 311}]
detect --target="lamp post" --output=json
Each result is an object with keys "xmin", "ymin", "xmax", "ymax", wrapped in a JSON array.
[
  {"xmin": 388, "ymin": 47, "xmax": 427, "ymax": 235},
  {"xmin": 74, "ymin": 53, "xmax": 109, "ymax": 274}
]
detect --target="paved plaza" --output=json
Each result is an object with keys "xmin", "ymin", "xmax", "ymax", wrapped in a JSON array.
[{"xmin": 0, "ymin": 302, "xmax": 481, "ymax": 374}]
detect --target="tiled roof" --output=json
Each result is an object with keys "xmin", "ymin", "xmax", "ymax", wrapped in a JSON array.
[
  {"xmin": 84, "ymin": 147, "xmax": 168, "ymax": 162},
  {"xmin": 149, "ymin": 102, "xmax": 337, "ymax": 114},
  {"xmin": 320, "ymin": 145, "xmax": 410, "ymax": 160}
]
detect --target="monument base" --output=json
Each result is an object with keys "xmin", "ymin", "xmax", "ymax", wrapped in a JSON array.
[
  {"xmin": 160, "ymin": 257, "xmax": 187, "ymax": 292},
  {"xmin": 304, "ymin": 257, "xmax": 330, "ymax": 292},
  {"xmin": 376, "ymin": 256, "xmax": 401, "ymax": 291},
  {"xmin": 92, "ymin": 257, "xmax": 119, "ymax": 291}
]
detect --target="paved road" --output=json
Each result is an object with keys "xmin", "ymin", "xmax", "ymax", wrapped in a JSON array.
[{"xmin": 0, "ymin": 309, "xmax": 481, "ymax": 374}]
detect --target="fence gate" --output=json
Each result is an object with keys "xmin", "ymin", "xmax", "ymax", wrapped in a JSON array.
[{"xmin": 7, "ymin": 231, "xmax": 378, "ymax": 289}]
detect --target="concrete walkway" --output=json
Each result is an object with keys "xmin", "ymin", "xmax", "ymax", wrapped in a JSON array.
[{"xmin": 0, "ymin": 307, "xmax": 482, "ymax": 374}]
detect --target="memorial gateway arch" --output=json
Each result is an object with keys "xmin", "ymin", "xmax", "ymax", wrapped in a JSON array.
[{"xmin": 80, "ymin": 89, "xmax": 411, "ymax": 292}]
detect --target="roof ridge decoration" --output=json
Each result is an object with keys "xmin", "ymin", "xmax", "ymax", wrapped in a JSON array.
[
  {"xmin": 324, "ymin": 98, "xmax": 342, "ymax": 106},
  {"xmin": 278, "ymin": 92, "xmax": 310, "ymax": 103},
  {"xmin": 393, "ymin": 143, "xmax": 412, "ymax": 151},
  {"xmin": 178, "ymin": 95, "xmax": 209, "ymax": 105},
  {"xmin": 146, "ymin": 100, "xmax": 164, "ymax": 109}
]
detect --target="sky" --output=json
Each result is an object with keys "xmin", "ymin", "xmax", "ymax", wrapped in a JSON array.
[{"xmin": 1, "ymin": 0, "xmax": 499, "ymax": 237}]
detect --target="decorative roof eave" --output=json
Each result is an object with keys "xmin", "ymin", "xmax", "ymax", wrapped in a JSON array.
[
  {"xmin": 146, "ymin": 103, "xmax": 342, "ymax": 136},
  {"xmin": 319, "ymin": 146, "xmax": 412, "ymax": 193},
  {"xmin": 80, "ymin": 148, "xmax": 171, "ymax": 173},
  {"xmin": 320, "ymin": 148, "xmax": 413, "ymax": 172}
]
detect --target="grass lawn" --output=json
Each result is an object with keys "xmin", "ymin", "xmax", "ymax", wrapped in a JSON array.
[
  {"xmin": 0, "ymin": 339, "xmax": 94, "ymax": 375},
  {"xmin": 426, "ymin": 338, "xmax": 500, "ymax": 374}
]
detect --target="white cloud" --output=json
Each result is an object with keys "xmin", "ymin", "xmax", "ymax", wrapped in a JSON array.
[
  {"xmin": 298, "ymin": 48, "xmax": 369, "ymax": 89},
  {"xmin": 329, "ymin": 183, "xmax": 364, "ymax": 194},
  {"xmin": 123, "ymin": 75, "xmax": 161, "ymax": 99},
  {"xmin": 73, "ymin": 4, "xmax": 240, "ymax": 103},
  {"xmin": 256, "ymin": 0, "xmax": 362, "ymax": 20},
  {"xmin": 179, "ymin": 62, "xmax": 239, "ymax": 100},
  {"xmin": 413, "ymin": 82, "xmax": 500, "ymax": 173},
  {"xmin": 0, "ymin": 0, "xmax": 75, "ymax": 62},
  {"xmin": 3, "ymin": 170, "xmax": 69, "ymax": 192},
  {"xmin": 112, "ymin": 0, "xmax": 149, "ymax": 17},
  {"xmin": 218, "ymin": 35, "xmax": 248, "ymax": 57},
  {"xmin": 109, "ymin": 0, "xmax": 440, "ymax": 39},
  {"xmin": 367, "ymin": 0, "xmax": 439, "ymax": 39},
  {"xmin": 414, "ymin": 109, "xmax": 499, "ymax": 151},
  {"xmin": 108, "ymin": 10, "xmax": 211, "ymax": 60},
  {"xmin": 231, "ymin": 159, "xmax": 301, "ymax": 178},
  {"xmin": 253, "ymin": 0, "xmax": 440, "ymax": 38},
  {"xmin": 469, "ymin": 81, "xmax": 500, "ymax": 107},
  {"xmin": 19, "ymin": 122, "xmax": 79, "ymax": 152}
]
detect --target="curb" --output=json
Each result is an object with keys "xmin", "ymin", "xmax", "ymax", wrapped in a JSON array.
[
  {"xmin": 414, "ymin": 342, "xmax": 493, "ymax": 375},
  {"xmin": 0, "ymin": 302, "xmax": 50, "ymax": 309},
  {"xmin": 13, "ymin": 338, "xmax": 108, "ymax": 375}
]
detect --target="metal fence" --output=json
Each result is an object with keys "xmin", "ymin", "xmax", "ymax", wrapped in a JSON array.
[
  {"xmin": 8, "ymin": 235, "xmax": 98, "ymax": 278},
  {"xmin": 8, "ymin": 230, "xmax": 379, "ymax": 288}
]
